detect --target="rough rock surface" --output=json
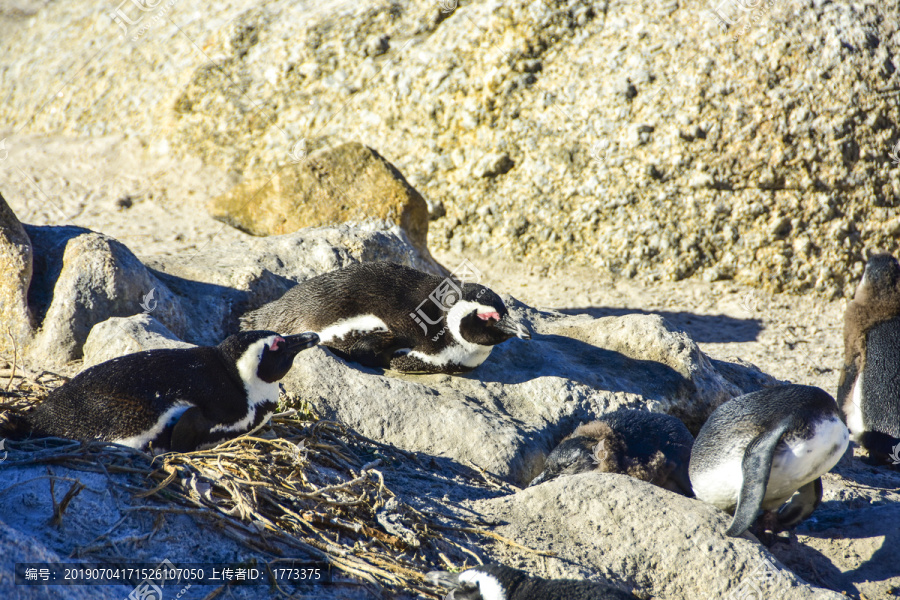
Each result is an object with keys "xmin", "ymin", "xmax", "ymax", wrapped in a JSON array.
[
  {"xmin": 81, "ymin": 313, "xmax": 194, "ymax": 368},
  {"xmin": 0, "ymin": 516, "xmax": 125, "ymax": 600},
  {"xmin": 0, "ymin": 191, "xmax": 33, "ymax": 354},
  {"xmin": 468, "ymin": 473, "xmax": 844, "ymax": 600},
  {"xmin": 23, "ymin": 225, "xmax": 188, "ymax": 366},
  {"xmin": 2, "ymin": 0, "xmax": 899, "ymax": 297},
  {"xmin": 208, "ymin": 142, "xmax": 434, "ymax": 259}
]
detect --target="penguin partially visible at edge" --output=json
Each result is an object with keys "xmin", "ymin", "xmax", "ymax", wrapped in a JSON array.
[
  {"xmin": 427, "ymin": 564, "xmax": 639, "ymax": 600},
  {"xmin": 528, "ymin": 410, "xmax": 694, "ymax": 496},
  {"xmin": 689, "ymin": 384, "xmax": 849, "ymax": 537},
  {"xmin": 2, "ymin": 331, "xmax": 318, "ymax": 453},
  {"xmin": 837, "ymin": 252, "xmax": 900, "ymax": 464},
  {"xmin": 240, "ymin": 262, "xmax": 530, "ymax": 374}
]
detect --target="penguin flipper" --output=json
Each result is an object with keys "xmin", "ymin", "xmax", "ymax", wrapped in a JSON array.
[
  {"xmin": 726, "ymin": 419, "xmax": 793, "ymax": 537},
  {"xmin": 170, "ymin": 407, "xmax": 212, "ymax": 453},
  {"xmin": 345, "ymin": 332, "xmax": 403, "ymax": 368},
  {"xmin": 776, "ymin": 477, "xmax": 823, "ymax": 530}
]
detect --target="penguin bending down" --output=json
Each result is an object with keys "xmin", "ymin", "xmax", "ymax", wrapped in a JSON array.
[
  {"xmin": 689, "ymin": 384, "xmax": 849, "ymax": 537},
  {"xmin": 8, "ymin": 331, "xmax": 318, "ymax": 453},
  {"xmin": 837, "ymin": 253, "xmax": 900, "ymax": 464},
  {"xmin": 528, "ymin": 410, "xmax": 694, "ymax": 496},
  {"xmin": 240, "ymin": 262, "xmax": 530, "ymax": 374},
  {"xmin": 427, "ymin": 564, "xmax": 639, "ymax": 600}
]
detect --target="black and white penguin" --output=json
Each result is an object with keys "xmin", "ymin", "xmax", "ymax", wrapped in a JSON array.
[
  {"xmin": 528, "ymin": 410, "xmax": 694, "ymax": 496},
  {"xmin": 689, "ymin": 384, "xmax": 849, "ymax": 537},
  {"xmin": 15, "ymin": 331, "xmax": 318, "ymax": 453},
  {"xmin": 427, "ymin": 564, "xmax": 639, "ymax": 600},
  {"xmin": 837, "ymin": 252, "xmax": 900, "ymax": 464},
  {"xmin": 239, "ymin": 262, "xmax": 530, "ymax": 374}
]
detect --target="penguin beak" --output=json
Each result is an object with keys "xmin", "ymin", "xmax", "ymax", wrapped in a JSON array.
[
  {"xmin": 495, "ymin": 314, "xmax": 531, "ymax": 340},
  {"xmin": 527, "ymin": 470, "xmax": 547, "ymax": 487},
  {"xmin": 282, "ymin": 332, "xmax": 319, "ymax": 353}
]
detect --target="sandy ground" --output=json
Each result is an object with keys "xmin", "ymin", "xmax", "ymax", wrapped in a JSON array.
[{"xmin": 1, "ymin": 133, "xmax": 898, "ymax": 599}]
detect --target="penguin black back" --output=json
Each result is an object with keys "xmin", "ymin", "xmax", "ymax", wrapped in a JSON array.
[
  {"xmin": 240, "ymin": 262, "xmax": 529, "ymax": 373},
  {"xmin": 529, "ymin": 410, "xmax": 694, "ymax": 496},
  {"xmin": 22, "ymin": 330, "xmax": 318, "ymax": 452},
  {"xmin": 838, "ymin": 253, "xmax": 900, "ymax": 462},
  {"xmin": 428, "ymin": 564, "xmax": 639, "ymax": 600}
]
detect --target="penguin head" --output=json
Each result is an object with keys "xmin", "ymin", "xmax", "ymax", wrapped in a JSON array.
[
  {"xmin": 428, "ymin": 565, "xmax": 522, "ymax": 600},
  {"xmin": 528, "ymin": 434, "xmax": 598, "ymax": 487},
  {"xmin": 447, "ymin": 285, "xmax": 530, "ymax": 347},
  {"xmin": 529, "ymin": 421, "xmax": 624, "ymax": 487},
  {"xmin": 220, "ymin": 330, "xmax": 320, "ymax": 384},
  {"xmin": 856, "ymin": 253, "xmax": 900, "ymax": 301}
]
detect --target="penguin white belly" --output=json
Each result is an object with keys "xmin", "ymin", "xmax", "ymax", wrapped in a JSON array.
[
  {"xmin": 318, "ymin": 315, "xmax": 389, "ymax": 343},
  {"xmin": 764, "ymin": 416, "xmax": 848, "ymax": 506},
  {"xmin": 844, "ymin": 373, "xmax": 866, "ymax": 441},
  {"xmin": 690, "ymin": 453, "xmax": 745, "ymax": 510},
  {"xmin": 406, "ymin": 343, "xmax": 493, "ymax": 369},
  {"xmin": 112, "ymin": 401, "xmax": 192, "ymax": 449}
]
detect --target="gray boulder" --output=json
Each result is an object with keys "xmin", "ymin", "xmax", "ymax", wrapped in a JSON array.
[
  {"xmin": 467, "ymin": 472, "xmax": 844, "ymax": 599},
  {"xmin": 82, "ymin": 313, "xmax": 194, "ymax": 369},
  {"xmin": 24, "ymin": 225, "xmax": 187, "ymax": 366},
  {"xmin": 0, "ymin": 191, "xmax": 33, "ymax": 356},
  {"xmin": 283, "ymin": 307, "xmax": 776, "ymax": 485}
]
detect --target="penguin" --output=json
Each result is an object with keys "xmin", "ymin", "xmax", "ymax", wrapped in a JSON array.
[
  {"xmin": 528, "ymin": 410, "xmax": 694, "ymax": 495},
  {"xmin": 239, "ymin": 262, "xmax": 530, "ymax": 374},
  {"xmin": 837, "ymin": 252, "xmax": 900, "ymax": 464},
  {"xmin": 689, "ymin": 384, "xmax": 849, "ymax": 537},
  {"xmin": 427, "ymin": 564, "xmax": 639, "ymax": 600},
  {"xmin": 9, "ymin": 331, "xmax": 318, "ymax": 453}
]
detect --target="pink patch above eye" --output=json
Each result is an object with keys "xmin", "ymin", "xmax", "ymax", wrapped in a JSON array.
[
  {"xmin": 477, "ymin": 311, "xmax": 501, "ymax": 321},
  {"xmin": 270, "ymin": 336, "xmax": 285, "ymax": 351}
]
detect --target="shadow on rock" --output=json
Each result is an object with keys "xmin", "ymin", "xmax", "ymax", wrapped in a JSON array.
[
  {"xmin": 472, "ymin": 333, "xmax": 694, "ymax": 401},
  {"xmin": 557, "ymin": 307, "xmax": 763, "ymax": 343}
]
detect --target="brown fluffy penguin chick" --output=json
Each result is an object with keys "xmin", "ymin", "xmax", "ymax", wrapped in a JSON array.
[
  {"xmin": 838, "ymin": 253, "xmax": 900, "ymax": 463},
  {"xmin": 528, "ymin": 410, "xmax": 694, "ymax": 495}
]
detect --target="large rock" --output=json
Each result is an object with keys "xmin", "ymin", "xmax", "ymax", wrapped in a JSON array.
[
  {"xmin": 82, "ymin": 314, "xmax": 194, "ymax": 368},
  {"xmin": 0, "ymin": 191, "xmax": 33, "ymax": 355},
  {"xmin": 2, "ymin": 0, "xmax": 898, "ymax": 297},
  {"xmin": 24, "ymin": 225, "xmax": 188, "ymax": 366},
  {"xmin": 467, "ymin": 473, "xmax": 843, "ymax": 600},
  {"xmin": 282, "ymin": 307, "xmax": 776, "ymax": 484},
  {"xmin": 207, "ymin": 142, "xmax": 434, "ymax": 260}
]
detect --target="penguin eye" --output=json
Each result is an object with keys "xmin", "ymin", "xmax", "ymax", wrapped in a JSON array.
[
  {"xmin": 476, "ymin": 311, "xmax": 500, "ymax": 322},
  {"xmin": 269, "ymin": 337, "xmax": 285, "ymax": 352}
]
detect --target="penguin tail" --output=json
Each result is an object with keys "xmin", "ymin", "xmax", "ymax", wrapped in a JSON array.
[
  {"xmin": 0, "ymin": 411, "xmax": 33, "ymax": 441},
  {"xmin": 858, "ymin": 431, "xmax": 900, "ymax": 465}
]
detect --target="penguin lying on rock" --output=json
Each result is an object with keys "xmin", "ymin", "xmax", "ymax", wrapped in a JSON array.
[
  {"xmin": 528, "ymin": 410, "xmax": 694, "ymax": 496},
  {"xmin": 240, "ymin": 262, "xmax": 530, "ymax": 374},
  {"xmin": 4, "ymin": 331, "xmax": 318, "ymax": 453},
  {"xmin": 427, "ymin": 564, "xmax": 639, "ymax": 600},
  {"xmin": 689, "ymin": 384, "xmax": 849, "ymax": 537},
  {"xmin": 838, "ymin": 252, "xmax": 900, "ymax": 464}
]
